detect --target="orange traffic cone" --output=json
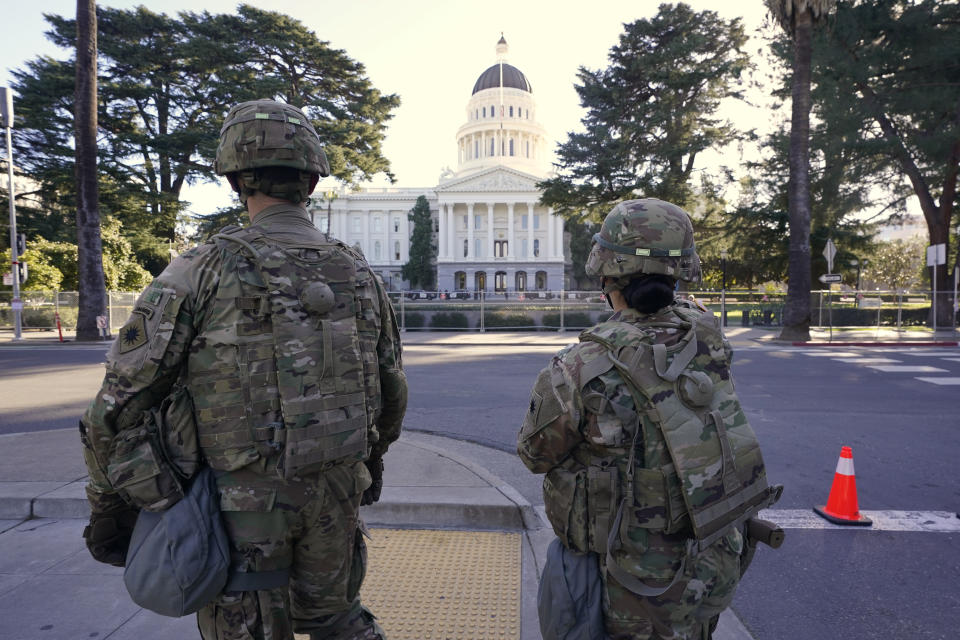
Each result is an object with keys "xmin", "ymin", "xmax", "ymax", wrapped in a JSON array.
[{"xmin": 814, "ymin": 446, "xmax": 872, "ymax": 526}]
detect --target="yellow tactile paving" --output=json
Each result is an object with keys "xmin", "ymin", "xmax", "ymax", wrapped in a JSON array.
[{"xmin": 362, "ymin": 528, "xmax": 522, "ymax": 640}]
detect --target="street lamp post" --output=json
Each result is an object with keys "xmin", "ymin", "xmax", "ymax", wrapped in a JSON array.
[
  {"xmin": 2, "ymin": 87, "xmax": 22, "ymax": 341},
  {"xmin": 720, "ymin": 249, "xmax": 728, "ymax": 327},
  {"xmin": 850, "ymin": 258, "xmax": 860, "ymax": 291}
]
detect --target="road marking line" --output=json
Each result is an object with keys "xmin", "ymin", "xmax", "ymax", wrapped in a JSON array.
[
  {"xmin": 838, "ymin": 358, "xmax": 901, "ymax": 364},
  {"xmin": 759, "ymin": 509, "xmax": 960, "ymax": 532},
  {"xmin": 901, "ymin": 351, "xmax": 960, "ymax": 357},
  {"xmin": 940, "ymin": 358, "xmax": 960, "ymax": 363},
  {"xmin": 865, "ymin": 365, "xmax": 949, "ymax": 373},
  {"xmin": 915, "ymin": 377, "xmax": 960, "ymax": 386},
  {"xmin": 804, "ymin": 351, "xmax": 862, "ymax": 357}
]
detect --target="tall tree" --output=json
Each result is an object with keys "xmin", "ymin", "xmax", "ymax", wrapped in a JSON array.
[
  {"xmin": 821, "ymin": 0, "xmax": 960, "ymax": 327},
  {"xmin": 12, "ymin": 5, "xmax": 400, "ymax": 245},
  {"xmin": 765, "ymin": 0, "xmax": 837, "ymax": 341},
  {"xmin": 540, "ymin": 3, "xmax": 750, "ymax": 221},
  {"xmin": 401, "ymin": 196, "xmax": 436, "ymax": 290},
  {"xmin": 74, "ymin": 0, "xmax": 107, "ymax": 340}
]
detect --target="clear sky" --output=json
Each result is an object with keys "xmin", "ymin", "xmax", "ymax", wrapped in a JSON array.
[{"xmin": 1, "ymin": 0, "xmax": 778, "ymax": 215}]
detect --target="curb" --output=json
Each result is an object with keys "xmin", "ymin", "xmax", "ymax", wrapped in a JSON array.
[{"xmin": 0, "ymin": 441, "xmax": 541, "ymax": 533}]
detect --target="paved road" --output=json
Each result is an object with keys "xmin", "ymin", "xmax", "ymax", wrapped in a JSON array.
[{"xmin": 1, "ymin": 340, "xmax": 958, "ymax": 639}]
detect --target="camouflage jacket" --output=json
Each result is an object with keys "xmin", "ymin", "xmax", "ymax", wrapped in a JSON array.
[
  {"xmin": 518, "ymin": 300, "xmax": 755, "ymax": 582},
  {"xmin": 81, "ymin": 204, "xmax": 406, "ymax": 513}
]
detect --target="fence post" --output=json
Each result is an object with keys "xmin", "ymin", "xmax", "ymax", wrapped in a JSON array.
[
  {"xmin": 897, "ymin": 290, "xmax": 902, "ymax": 332},
  {"xmin": 559, "ymin": 288, "xmax": 565, "ymax": 332},
  {"xmin": 479, "ymin": 290, "xmax": 485, "ymax": 333}
]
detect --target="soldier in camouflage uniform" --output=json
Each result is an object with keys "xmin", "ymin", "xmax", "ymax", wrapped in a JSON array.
[
  {"xmin": 518, "ymin": 199, "xmax": 780, "ymax": 639},
  {"xmin": 80, "ymin": 99, "xmax": 407, "ymax": 640}
]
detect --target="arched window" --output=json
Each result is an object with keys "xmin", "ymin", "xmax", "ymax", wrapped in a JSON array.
[
  {"xmin": 509, "ymin": 106, "xmax": 514, "ymax": 117},
  {"xmin": 475, "ymin": 271, "xmax": 487, "ymax": 291},
  {"xmin": 482, "ymin": 106, "xmax": 486, "ymax": 117},
  {"xmin": 494, "ymin": 271, "xmax": 507, "ymax": 292},
  {"xmin": 516, "ymin": 271, "xmax": 527, "ymax": 291},
  {"xmin": 494, "ymin": 240, "xmax": 508, "ymax": 258},
  {"xmin": 536, "ymin": 271, "xmax": 548, "ymax": 290},
  {"xmin": 509, "ymin": 139, "xmax": 514, "ymax": 156},
  {"xmin": 455, "ymin": 271, "xmax": 466, "ymax": 290}
]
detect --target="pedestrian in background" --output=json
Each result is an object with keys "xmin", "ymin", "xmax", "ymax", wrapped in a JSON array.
[
  {"xmin": 518, "ymin": 199, "xmax": 781, "ymax": 639},
  {"xmin": 80, "ymin": 99, "xmax": 407, "ymax": 640}
]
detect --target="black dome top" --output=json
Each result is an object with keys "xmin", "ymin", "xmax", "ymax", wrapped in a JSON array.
[{"xmin": 472, "ymin": 63, "xmax": 532, "ymax": 95}]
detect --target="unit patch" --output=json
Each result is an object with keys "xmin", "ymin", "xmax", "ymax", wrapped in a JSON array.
[{"xmin": 118, "ymin": 312, "xmax": 149, "ymax": 353}]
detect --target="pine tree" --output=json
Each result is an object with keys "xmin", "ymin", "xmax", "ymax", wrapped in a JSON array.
[{"xmin": 401, "ymin": 196, "xmax": 435, "ymax": 290}]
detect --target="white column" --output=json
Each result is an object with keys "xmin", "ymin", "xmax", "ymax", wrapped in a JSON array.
[
  {"xmin": 487, "ymin": 203, "xmax": 494, "ymax": 260},
  {"xmin": 438, "ymin": 204, "xmax": 447, "ymax": 259},
  {"xmin": 555, "ymin": 210, "xmax": 564, "ymax": 260},
  {"xmin": 467, "ymin": 203, "xmax": 475, "ymax": 259},
  {"xmin": 401, "ymin": 211, "xmax": 409, "ymax": 263},
  {"xmin": 527, "ymin": 203, "xmax": 535, "ymax": 259},
  {"xmin": 362, "ymin": 211, "xmax": 371, "ymax": 258},
  {"xmin": 507, "ymin": 203, "xmax": 515, "ymax": 261},
  {"xmin": 547, "ymin": 210, "xmax": 555, "ymax": 259},
  {"xmin": 448, "ymin": 204, "xmax": 456, "ymax": 261}
]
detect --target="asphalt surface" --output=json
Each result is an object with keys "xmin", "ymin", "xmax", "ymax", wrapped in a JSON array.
[{"xmin": 1, "ymin": 338, "xmax": 959, "ymax": 639}]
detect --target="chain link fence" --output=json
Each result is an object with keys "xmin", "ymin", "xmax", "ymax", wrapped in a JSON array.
[
  {"xmin": 0, "ymin": 291, "xmax": 137, "ymax": 331},
  {"xmin": 2, "ymin": 288, "xmax": 956, "ymax": 332}
]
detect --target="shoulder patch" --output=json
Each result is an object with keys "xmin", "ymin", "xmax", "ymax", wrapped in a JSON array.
[{"xmin": 117, "ymin": 312, "xmax": 149, "ymax": 353}]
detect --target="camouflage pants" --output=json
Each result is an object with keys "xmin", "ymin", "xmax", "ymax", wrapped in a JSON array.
[
  {"xmin": 600, "ymin": 529, "xmax": 743, "ymax": 640},
  {"xmin": 197, "ymin": 461, "xmax": 380, "ymax": 640}
]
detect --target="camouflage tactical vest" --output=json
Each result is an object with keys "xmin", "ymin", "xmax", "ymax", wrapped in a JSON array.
[
  {"xmin": 578, "ymin": 306, "xmax": 779, "ymax": 552},
  {"xmin": 186, "ymin": 225, "xmax": 370, "ymax": 479}
]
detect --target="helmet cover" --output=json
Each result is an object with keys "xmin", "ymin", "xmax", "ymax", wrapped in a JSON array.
[{"xmin": 585, "ymin": 198, "xmax": 700, "ymax": 286}]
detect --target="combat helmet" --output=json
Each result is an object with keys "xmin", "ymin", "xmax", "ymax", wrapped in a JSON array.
[
  {"xmin": 214, "ymin": 99, "xmax": 330, "ymax": 203},
  {"xmin": 585, "ymin": 198, "xmax": 700, "ymax": 291}
]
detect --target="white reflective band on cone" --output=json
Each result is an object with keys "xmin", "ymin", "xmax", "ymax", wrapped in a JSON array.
[{"xmin": 835, "ymin": 456, "xmax": 855, "ymax": 476}]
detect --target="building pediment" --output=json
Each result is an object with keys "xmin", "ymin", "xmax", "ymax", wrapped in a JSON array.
[{"xmin": 436, "ymin": 166, "xmax": 541, "ymax": 193}]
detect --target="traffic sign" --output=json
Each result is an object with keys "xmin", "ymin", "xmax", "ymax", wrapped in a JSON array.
[
  {"xmin": 823, "ymin": 238, "xmax": 837, "ymax": 273},
  {"xmin": 819, "ymin": 273, "xmax": 842, "ymax": 284},
  {"xmin": 926, "ymin": 243, "xmax": 946, "ymax": 267}
]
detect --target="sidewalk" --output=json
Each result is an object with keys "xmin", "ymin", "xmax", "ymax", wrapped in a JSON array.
[
  {"xmin": 0, "ymin": 428, "xmax": 753, "ymax": 640},
  {"xmin": 6, "ymin": 325, "xmax": 957, "ymax": 349}
]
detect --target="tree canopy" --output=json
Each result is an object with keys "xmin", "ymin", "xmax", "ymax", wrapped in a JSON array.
[
  {"xmin": 8, "ymin": 3, "xmax": 399, "ymax": 286},
  {"xmin": 539, "ymin": 3, "xmax": 751, "ymax": 220}
]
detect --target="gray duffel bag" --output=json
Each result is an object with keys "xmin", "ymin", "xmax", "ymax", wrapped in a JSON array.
[
  {"xmin": 538, "ymin": 537, "xmax": 608, "ymax": 640},
  {"xmin": 123, "ymin": 466, "xmax": 230, "ymax": 617}
]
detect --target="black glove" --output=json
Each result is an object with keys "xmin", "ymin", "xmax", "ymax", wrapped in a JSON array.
[
  {"xmin": 361, "ymin": 455, "xmax": 384, "ymax": 506},
  {"xmin": 83, "ymin": 507, "xmax": 140, "ymax": 567}
]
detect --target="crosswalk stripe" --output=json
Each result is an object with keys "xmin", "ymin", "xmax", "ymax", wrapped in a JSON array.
[
  {"xmin": 865, "ymin": 365, "xmax": 948, "ymax": 373},
  {"xmin": 915, "ymin": 377, "xmax": 960, "ymax": 386},
  {"xmin": 758, "ymin": 509, "xmax": 960, "ymax": 532},
  {"xmin": 838, "ymin": 358, "xmax": 901, "ymax": 364}
]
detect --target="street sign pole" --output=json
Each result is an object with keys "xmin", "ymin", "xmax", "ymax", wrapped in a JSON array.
[
  {"xmin": 3, "ymin": 88, "xmax": 22, "ymax": 340},
  {"xmin": 953, "ymin": 265, "xmax": 958, "ymax": 331},
  {"xmin": 927, "ymin": 243, "xmax": 946, "ymax": 335}
]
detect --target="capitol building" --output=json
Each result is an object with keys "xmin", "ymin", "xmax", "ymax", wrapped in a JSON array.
[{"xmin": 309, "ymin": 36, "xmax": 568, "ymax": 293}]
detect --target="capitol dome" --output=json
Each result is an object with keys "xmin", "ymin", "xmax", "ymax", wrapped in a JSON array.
[
  {"xmin": 453, "ymin": 35, "xmax": 549, "ymax": 178},
  {"xmin": 472, "ymin": 63, "xmax": 532, "ymax": 94}
]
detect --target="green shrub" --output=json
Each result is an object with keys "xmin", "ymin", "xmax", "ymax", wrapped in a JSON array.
[
  {"xmin": 402, "ymin": 312, "xmax": 425, "ymax": 329},
  {"xmin": 541, "ymin": 312, "xmax": 593, "ymax": 329},
  {"xmin": 20, "ymin": 307, "xmax": 57, "ymax": 328},
  {"xmin": 481, "ymin": 312, "xmax": 535, "ymax": 330},
  {"xmin": 822, "ymin": 307, "xmax": 929, "ymax": 327},
  {"xmin": 430, "ymin": 311, "xmax": 469, "ymax": 329}
]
